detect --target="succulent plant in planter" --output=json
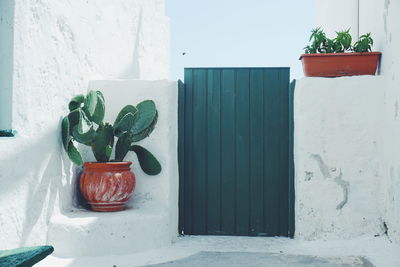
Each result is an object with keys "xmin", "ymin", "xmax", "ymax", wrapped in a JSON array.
[
  {"xmin": 300, "ymin": 28, "xmax": 381, "ymax": 77},
  {"xmin": 61, "ymin": 90, "xmax": 161, "ymax": 212},
  {"xmin": 352, "ymin": 33, "xmax": 373, "ymax": 53}
]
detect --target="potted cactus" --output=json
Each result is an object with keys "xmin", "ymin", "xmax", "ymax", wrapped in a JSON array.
[
  {"xmin": 61, "ymin": 90, "xmax": 161, "ymax": 212},
  {"xmin": 300, "ymin": 28, "xmax": 381, "ymax": 77}
]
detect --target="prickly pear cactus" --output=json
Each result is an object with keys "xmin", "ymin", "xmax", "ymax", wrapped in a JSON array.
[
  {"xmin": 61, "ymin": 90, "xmax": 106, "ymax": 165},
  {"xmin": 61, "ymin": 91, "xmax": 161, "ymax": 175},
  {"xmin": 113, "ymin": 100, "xmax": 160, "ymax": 175}
]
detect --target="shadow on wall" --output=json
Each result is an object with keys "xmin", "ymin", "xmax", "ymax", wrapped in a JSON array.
[
  {"xmin": 0, "ymin": 0, "xmax": 14, "ymax": 130},
  {"xmin": 0, "ymin": 130, "xmax": 62, "ymax": 246},
  {"xmin": 118, "ymin": 8, "xmax": 143, "ymax": 79},
  {"xmin": 0, "ymin": 121, "xmax": 89, "ymax": 246},
  {"xmin": 18, "ymin": 136, "xmax": 62, "ymax": 246}
]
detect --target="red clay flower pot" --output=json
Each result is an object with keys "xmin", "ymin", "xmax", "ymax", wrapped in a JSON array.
[
  {"xmin": 80, "ymin": 162, "xmax": 136, "ymax": 212},
  {"xmin": 299, "ymin": 52, "xmax": 381, "ymax": 77}
]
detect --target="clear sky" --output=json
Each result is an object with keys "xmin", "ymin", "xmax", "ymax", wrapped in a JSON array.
[{"xmin": 166, "ymin": 0, "xmax": 315, "ymax": 81}]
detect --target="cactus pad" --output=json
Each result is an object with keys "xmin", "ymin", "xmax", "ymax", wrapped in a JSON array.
[
  {"xmin": 114, "ymin": 105, "xmax": 137, "ymax": 126},
  {"xmin": 67, "ymin": 141, "xmax": 83, "ymax": 165},
  {"xmin": 67, "ymin": 109, "xmax": 80, "ymax": 134},
  {"xmin": 90, "ymin": 91, "xmax": 105, "ymax": 125},
  {"xmin": 115, "ymin": 132, "xmax": 132, "ymax": 162},
  {"xmin": 114, "ymin": 112, "xmax": 135, "ymax": 137},
  {"xmin": 131, "ymin": 100, "xmax": 157, "ymax": 135},
  {"xmin": 130, "ymin": 145, "xmax": 161, "ymax": 175},
  {"xmin": 83, "ymin": 90, "xmax": 98, "ymax": 119},
  {"xmin": 132, "ymin": 111, "xmax": 158, "ymax": 142},
  {"xmin": 68, "ymin": 94, "xmax": 85, "ymax": 111},
  {"xmin": 91, "ymin": 123, "xmax": 114, "ymax": 162},
  {"xmin": 61, "ymin": 116, "xmax": 71, "ymax": 150}
]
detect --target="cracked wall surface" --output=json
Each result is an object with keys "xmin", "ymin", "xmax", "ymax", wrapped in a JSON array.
[
  {"xmin": 359, "ymin": 0, "xmax": 400, "ymax": 245},
  {"xmin": 0, "ymin": 0, "xmax": 170, "ymax": 249},
  {"xmin": 294, "ymin": 77, "xmax": 386, "ymax": 240},
  {"xmin": 312, "ymin": 0, "xmax": 400, "ymax": 245}
]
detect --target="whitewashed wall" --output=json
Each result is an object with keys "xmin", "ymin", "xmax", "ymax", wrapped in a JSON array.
[
  {"xmin": 308, "ymin": 0, "xmax": 400, "ymax": 243},
  {"xmin": 0, "ymin": 0, "xmax": 170, "ymax": 250},
  {"xmin": 0, "ymin": 0, "xmax": 14, "ymax": 130},
  {"xmin": 294, "ymin": 77, "xmax": 386, "ymax": 240},
  {"xmin": 360, "ymin": 0, "xmax": 400, "ymax": 245},
  {"xmin": 315, "ymin": 0, "xmax": 359, "ymax": 39}
]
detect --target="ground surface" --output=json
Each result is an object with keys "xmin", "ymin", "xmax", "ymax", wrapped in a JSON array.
[
  {"xmin": 38, "ymin": 235, "xmax": 400, "ymax": 267},
  {"xmin": 149, "ymin": 251, "xmax": 373, "ymax": 267}
]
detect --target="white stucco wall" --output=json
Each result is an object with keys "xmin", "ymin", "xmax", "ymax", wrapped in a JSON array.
[
  {"xmin": 312, "ymin": 0, "xmax": 400, "ymax": 244},
  {"xmin": 0, "ymin": 0, "xmax": 14, "ymax": 130},
  {"xmin": 360, "ymin": 0, "xmax": 400, "ymax": 245},
  {"xmin": 315, "ymin": 0, "xmax": 359, "ymax": 39},
  {"xmin": 294, "ymin": 77, "xmax": 386, "ymax": 240},
  {"xmin": 0, "ymin": 0, "xmax": 171, "ymax": 250}
]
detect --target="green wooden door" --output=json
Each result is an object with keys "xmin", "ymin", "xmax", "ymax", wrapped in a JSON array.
[{"xmin": 179, "ymin": 68, "xmax": 294, "ymax": 237}]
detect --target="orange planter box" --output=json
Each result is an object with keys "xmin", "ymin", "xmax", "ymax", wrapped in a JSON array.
[{"xmin": 299, "ymin": 52, "xmax": 382, "ymax": 77}]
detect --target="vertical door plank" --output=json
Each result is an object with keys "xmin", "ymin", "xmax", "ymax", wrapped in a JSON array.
[
  {"xmin": 220, "ymin": 69, "xmax": 236, "ymax": 234},
  {"xmin": 207, "ymin": 69, "xmax": 222, "ymax": 234},
  {"xmin": 183, "ymin": 69, "xmax": 194, "ymax": 234},
  {"xmin": 192, "ymin": 69, "xmax": 208, "ymax": 234},
  {"xmin": 263, "ymin": 69, "xmax": 280, "ymax": 235},
  {"xmin": 235, "ymin": 69, "xmax": 251, "ymax": 235},
  {"xmin": 178, "ymin": 80, "xmax": 185, "ymax": 234},
  {"xmin": 288, "ymin": 79, "xmax": 296, "ymax": 238},
  {"xmin": 278, "ymin": 68, "xmax": 290, "ymax": 236},
  {"xmin": 249, "ymin": 69, "xmax": 265, "ymax": 235}
]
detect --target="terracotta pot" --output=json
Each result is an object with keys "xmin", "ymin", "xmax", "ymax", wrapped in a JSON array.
[
  {"xmin": 80, "ymin": 162, "xmax": 136, "ymax": 212},
  {"xmin": 299, "ymin": 52, "xmax": 381, "ymax": 77}
]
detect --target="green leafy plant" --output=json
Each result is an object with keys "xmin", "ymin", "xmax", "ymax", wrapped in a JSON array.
[
  {"xmin": 304, "ymin": 27, "xmax": 326, "ymax": 54},
  {"xmin": 352, "ymin": 33, "xmax": 373, "ymax": 52},
  {"xmin": 61, "ymin": 90, "xmax": 161, "ymax": 175},
  {"xmin": 304, "ymin": 28, "xmax": 373, "ymax": 54},
  {"xmin": 304, "ymin": 27, "xmax": 339, "ymax": 54},
  {"xmin": 334, "ymin": 29, "xmax": 352, "ymax": 52},
  {"xmin": 321, "ymin": 38, "xmax": 335, "ymax": 53}
]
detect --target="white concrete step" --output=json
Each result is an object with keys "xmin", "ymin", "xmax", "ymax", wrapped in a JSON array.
[{"xmin": 47, "ymin": 203, "xmax": 171, "ymax": 258}]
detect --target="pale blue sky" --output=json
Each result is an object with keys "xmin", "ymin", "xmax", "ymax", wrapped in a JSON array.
[{"xmin": 166, "ymin": 0, "xmax": 315, "ymax": 81}]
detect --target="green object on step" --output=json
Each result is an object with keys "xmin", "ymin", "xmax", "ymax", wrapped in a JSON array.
[
  {"xmin": 0, "ymin": 245, "xmax": 54, "ymax": 267},
  {"xmin": 0, "ymin": 130, "xmax": 15, "ymax": 137}
]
